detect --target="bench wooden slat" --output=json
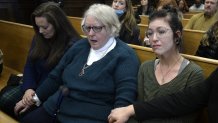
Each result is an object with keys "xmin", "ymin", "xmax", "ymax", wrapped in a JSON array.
[
  {"xmin": 129, "ymin": 44, "xmax": 218, "ymax": 78},
  {"xmin": 0, "ymin": 111, "xmax": 18, "ymax": 123},
  {"xmin": 0, "ymin": 20, "xmax": 33, "ymax": 72}
]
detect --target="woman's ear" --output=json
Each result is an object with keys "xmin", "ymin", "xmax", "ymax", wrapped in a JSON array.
[
  {"xmin": 175, "ymin": 30, "xmax": 182, "ymax": 45},
  {"xmin": 175, "ymin": 30, "xmax": 182, "ymax": 38}
]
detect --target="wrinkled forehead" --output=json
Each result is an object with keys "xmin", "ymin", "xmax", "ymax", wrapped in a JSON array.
[{"xmin": 205, "ymin": 0, "xmax": 218, "ymax": 4}]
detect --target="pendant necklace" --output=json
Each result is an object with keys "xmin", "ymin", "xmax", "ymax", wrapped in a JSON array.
[
  {"xmin": 78, "ymin": 39, "xmax": 115, "ymax": 77},
  {"xmin": 159, "ymin": 56, "xmax": 182, "ymax": 83},
  {"xmin": 79, "ymin": 64, "xmax": 90, "ymax": 76}
]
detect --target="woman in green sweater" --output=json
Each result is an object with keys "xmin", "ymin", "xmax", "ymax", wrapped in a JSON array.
[{"xmin": 109, "ymin": 7, "xmax": 204, "ymax": 123}]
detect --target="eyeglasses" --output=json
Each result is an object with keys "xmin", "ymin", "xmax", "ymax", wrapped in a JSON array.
[
  {"xmin": 146, "ymin": 28, "xmax": 171, "ymax": 39},
  {"xmin": 82, "ymin": 25, "xmax": 105, "ymax": 33},
  {"xmin": 113, "ymin": 0, "xmax": 125, "ymax": 6}
]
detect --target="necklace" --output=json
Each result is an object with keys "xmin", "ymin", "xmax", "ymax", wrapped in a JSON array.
[
  {"xmin": 159, "ymin": 56, "xmax": 182, "ymax": 83},
  {"xmin": 79, "ymin": 63, "xmax": 90, "ymax": 76},
  {"xmin": 78, "ymin": 38, "xmax": 116, "ymax": 77}
]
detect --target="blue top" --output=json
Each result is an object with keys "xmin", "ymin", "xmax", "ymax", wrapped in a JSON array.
[
  {"xmin": 36, "ymin": 38, "xmax": 140, "ymax": 123},
  {"xmin": 21, "ymin": 38, "xmax": 75, "ymax": 92}
]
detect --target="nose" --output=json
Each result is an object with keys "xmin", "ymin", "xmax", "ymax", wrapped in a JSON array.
[
  {"xmin": 87, "ymin": 28, "xmax": 95, "ymax": 36},
  {"xmin": 151, "ymin": 33, "xmax": 158, "ymax": 41},
  {"xmin": 39, "ymin": 27, "xmax": 44, "ymax": 34}
]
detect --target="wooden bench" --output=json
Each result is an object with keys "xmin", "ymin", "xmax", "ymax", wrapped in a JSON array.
[
  {"xmin": 138, "ymin": 24, "xmax": 206, "ymax": 55},
  {"xmin": 68, "ymin": 16, "xmax": 83, "ymax": 35},
  {"xmin": 0, "ymin": 20, "xmax": 33, "ymax": 72},
  {"xmin": 139, "ymin": 15, "xmax": 189, "ymax": 27},
  {"xmin": 129, "ymin": 44, "xmax": 218, "ymax": 78},
  {"xmin": 0, "ymin": 111, "xmax": 18, "ymax": 123}
]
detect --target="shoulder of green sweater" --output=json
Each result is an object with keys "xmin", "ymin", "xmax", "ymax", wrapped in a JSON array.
[
  {"xmin": 187, "ymin": 61, "xmax": 203, "ymax": 71},
  {"xmin": 139, "ymin": 60, "xmax": 154, "ymax": 71}
]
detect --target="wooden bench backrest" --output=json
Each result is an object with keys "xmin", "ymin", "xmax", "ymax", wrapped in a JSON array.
[
  {"xmin": 129, "ymin": 44, "xmax": 218, "ymax": 78},
  {"xmin": 68, "ymin": 16, "xmax": 83, "ymax": 35},
  {"xmin": 182, "ymin": 29, "xmax": 205, "ymax": 55},
  {"xmin": 182, "ymin": 18, "xmax": 189, "ymax": 27},
  {"xmin": 183, "ymin": 13, "xmax": 195, "ymax": 19},
  {"xmin": 0, "ymin": 20, "xmax": 33, "ymax": 72},
  {"xmin": 139, "ymin": 15, "xmax": 149, "ymax": 25},
  {"xmin": 140, "ymin": 15, "xmax": 189, "ymax": 27},
  {"xmin": 138, "ymin": 24, "xmax": 205, "ymax": 55}
]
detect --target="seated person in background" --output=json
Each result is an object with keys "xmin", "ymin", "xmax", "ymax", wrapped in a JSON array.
[
  {"xmin": 135, "ymin": 0, "xmax": 155, "ymax": 16},
  {"xmin": 177, "ymin": 0, "xmax": 189, "ymax": 13},
  {"xmin": 14, "ymin": 4, "xmax": 139, "ymax": 123},
  {"xmin": 196, "ymin": 20, "xmax": 218, "ymax": 60},
  {"xmin": 0, "ymin": 49, "xmax": 3, "ymax": 75},
  {"xmin": 0, "ymin": 1, "xmax": 81, "ymax": 118},
  {"xmin": 185, "ymin": 0, "xmax": 218, "ymax": 31},
  {"xmin": 189, "ymin": 0, "xmax": 204, "ymax": 11},
  {"xmin": 156, "ymin": 0, "xmax": 178, "ymax": 10},
  {"xmin": 112, "ymin": 0, "xmax": 141, "ymax": 45},
  {"xmin": 108, "ymin": 7, "xmax": 204, "ymax": 123}
]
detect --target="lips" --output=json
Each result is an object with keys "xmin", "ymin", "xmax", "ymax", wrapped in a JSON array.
[{"xmin": 90, "ymin": 39, "xmax": 97, "ymax": 42}]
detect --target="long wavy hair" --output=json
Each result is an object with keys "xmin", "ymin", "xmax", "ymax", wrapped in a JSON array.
[
  {"xmin": 30, "ymin": 2, "xmax": 80, "ymax": 69},
  {"xmin": 119, "ymin": 0, "xmax": 137, "ymax": 36}
]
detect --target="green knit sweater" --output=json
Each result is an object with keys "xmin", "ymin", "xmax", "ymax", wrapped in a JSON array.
[{"xmin": 137, "ymin": 60, "xmax": 204, "ymax": 123}]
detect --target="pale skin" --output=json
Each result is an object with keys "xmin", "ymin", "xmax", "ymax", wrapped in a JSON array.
[
  {"xmin": 108, "ymin": 105, "xmax": 135, "ymax": 123},
  {"xmin": 14, "ymin": 16, "xmax": 55, "ymax": 115},
  {"xmin": 108, "ymin": 17, "xmax": 182, "ymax": 122},
  {"xmin": 112, "ymin": 0, "xmax": 126, "ymax": 10},
  {"xmin": 204, "ymin": 0, "xmax": 218, "ymax": 16}
]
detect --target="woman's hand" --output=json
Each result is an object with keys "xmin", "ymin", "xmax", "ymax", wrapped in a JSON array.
[
  {"xmin": 14, "ymin": 100, "xmax": 31, "ymax": 115},
  {"xmin": 22, "ymin": 89, "xmax": 36, "ymax": 106},
  {"xmin": 108, "ymin": 105, "xmax": 135, "ymax": 123}
]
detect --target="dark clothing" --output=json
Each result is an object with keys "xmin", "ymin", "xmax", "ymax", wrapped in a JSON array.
[
  {"xmin": 133, "ymin": 68, "xmax": 218, "ymax": 122},
  {"xmin": 20, "ymin": 106, "xmax": 55, "ymax": 123},
  {"xmin": 33, "ymin": 38, "xmax": 139, "ymax": 123},
  {"xmin": 119, "ymin": 25, "xmax": 140, "ymax": 45},
  {"xmin": 196, "ymin": 41, "xmax": 218, "ymax": 60},
  {"xmin": 196, "ymin": 21, "xmax": 218, "ymax": 60},
  {"xmin": 136, "ymin": 5, "xmax": 154, "ymax": 16}
]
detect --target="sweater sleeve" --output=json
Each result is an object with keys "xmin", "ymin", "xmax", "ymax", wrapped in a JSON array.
[
  {"xmin": 35, "ymin": 44, "xmax": 77, "ymax": 102},
  {"xmin": 21, "ymin": 38, "xmax": 37, "ymax": 91},
  {"xmin": 133, "ymin": 67, "xmax": 218, "ymax": 121},
  {"xmin": 114, "ymin": 47, "xmax": 140, "ymax": 107}
]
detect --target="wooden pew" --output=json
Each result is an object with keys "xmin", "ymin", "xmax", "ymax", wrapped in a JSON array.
[
  {"xmin": 129, "ymin": 44, "xmax": 218, "ymax": 79},
  {"xmin": 140, "ymin": 15, "xmax": 189, "ymax": 27},
  {"xmin": 183, "ymin": 13, "xmax": 194, "ymax": 19},
  {"xmin": 138, "ymin": 24, "xmax": 206, "ymax": 55},
  {"xmin": 139, "ymin": 15, "xmax": 149, "ymax": 25},
  {"xmin": 182, "ymin": 18, "xmax": 189, "ymax": 27},
  {"xmin": 68, "ymin": 16, "xmax": 83, "ymax": 35},
  {"xmin": 182, "ymin": 29, "xmax": 205, "ymax": 55},
  {"xmin": 0, "ymin": 20, "xmax": 33, "ymax": 72},
  {"xmin": 0, "ymin": 111, "xmax": 18, "ymax": 123}
]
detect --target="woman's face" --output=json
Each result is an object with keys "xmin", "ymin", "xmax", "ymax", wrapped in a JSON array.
[
  {"xmin": 112, "ymin": 0, "xmax": 126, "ymax": 10},
  {"xmin": 141, "ymin": 0, "xmax": 148, "ymax": 6},
  {"xmin": 83, "ymin": 15, "xmax": 111, "ymax": 50},
  {"xmin": 147, "ymin": 18, "xmax": 176, "ymax": 55},
  {"xmin": 179, "ymin": 0, "xmax": 185, "ymax": 9},
  {"xmin": 35, "ymin": 17, "xmax": 55, "ymax": 39}
]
